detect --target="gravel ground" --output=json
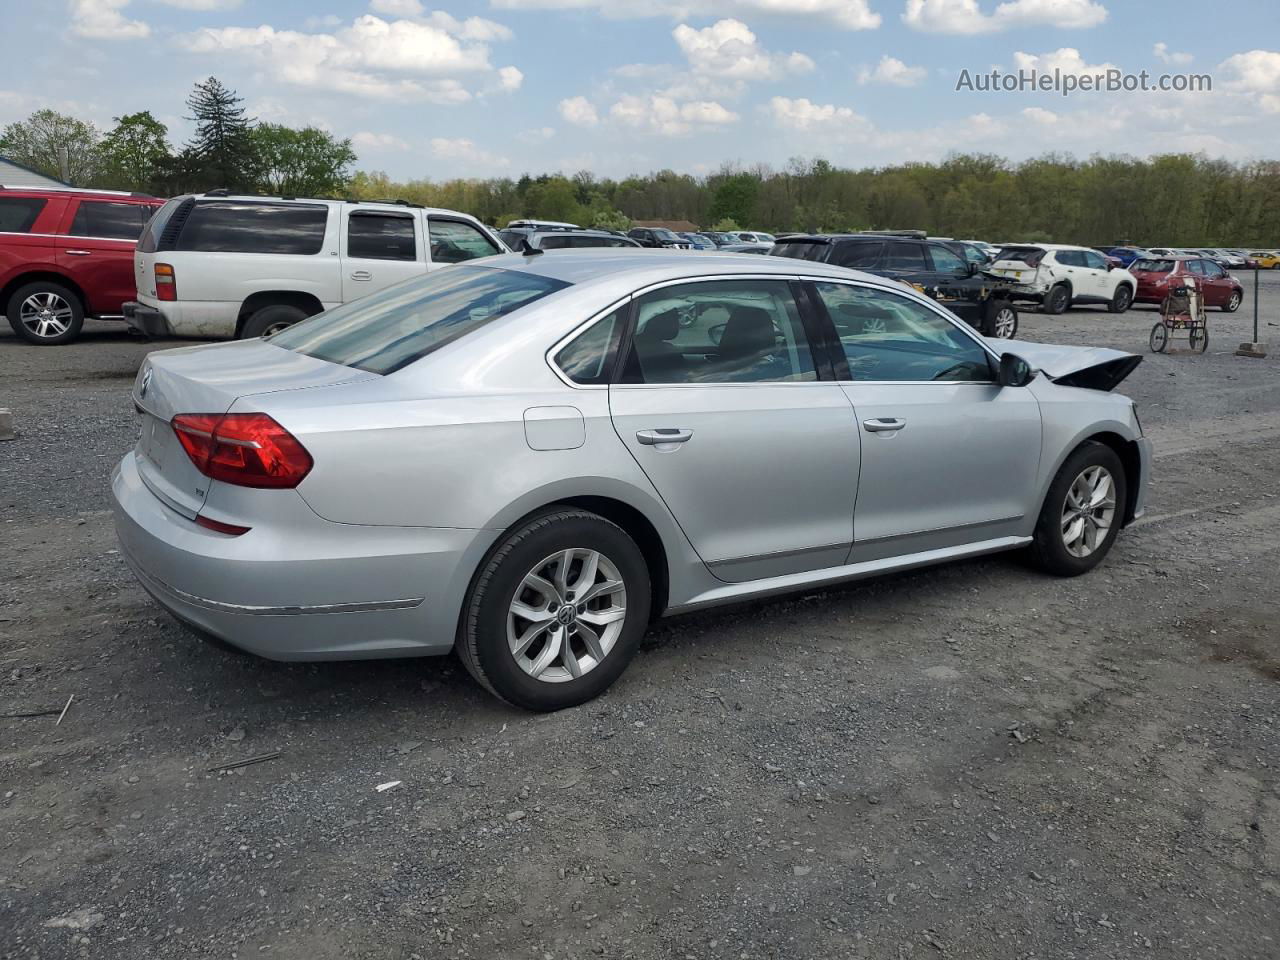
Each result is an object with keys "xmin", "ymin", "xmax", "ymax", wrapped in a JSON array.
[{"xmin": 2, "ymin": 271, "xmax": 1278, "ymax": 960}]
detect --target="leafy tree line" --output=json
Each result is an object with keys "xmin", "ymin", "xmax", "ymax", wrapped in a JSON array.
[{"xmin": 0, "ymin": 77, "xmax": 356, "ymax": 198}]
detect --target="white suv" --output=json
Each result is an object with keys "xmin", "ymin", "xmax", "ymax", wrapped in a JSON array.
[
  {"xmin": 124, "ymin": 194, "xmax": 507, "ymax": 339},
  {"xmin": 987, "ymin": 243, "xmax": 1136, "ymax": 315}
]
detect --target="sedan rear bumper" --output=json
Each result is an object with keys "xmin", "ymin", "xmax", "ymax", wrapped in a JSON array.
[{"xmin": 112, "ymin": 452, "xmax": 497, "ymax": 661}]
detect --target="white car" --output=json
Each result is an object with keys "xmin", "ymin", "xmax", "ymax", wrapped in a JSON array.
[
  {"xmin": 124, "ymin": 194, "xmax": 507, "ymax": 340},
  {"xmin": 987, "ymin": 244, "xmax": 1137, "ymax": 315}
]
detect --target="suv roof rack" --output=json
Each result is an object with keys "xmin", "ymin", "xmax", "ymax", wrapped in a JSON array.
[
  {"xmin": 0, "ymin": 184, "xmax": 157, "ymax": 198},
  {"xmin": 860, "ymin": 229, "xmax": 927, "ymax": 239},
  {"xmin": 357, "ymin": 198, "xmax": 425, "ymax": 209}
]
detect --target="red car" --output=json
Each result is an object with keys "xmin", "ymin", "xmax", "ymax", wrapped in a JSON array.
[
  {"xmin": 0, "ymin": 186, "xmax": 163, "ymax": 344},
  {"xmin": 1129, "ymin": 255, "xmax": 1244, "ymax": 312}
]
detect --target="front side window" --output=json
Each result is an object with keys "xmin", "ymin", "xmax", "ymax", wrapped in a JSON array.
[
  {"xmin": 553, "ymin": 307, "xmax": 624, "ymax": 384},
  {"xmin": 883, "ymin": 242, "xmax": 927, "ymax": 271},
  {"xmin": 830, "ymin": 239, "xmax": 884, "ymax": 269},
  {"xmin": 271, "ymin": 265, "xmax": 569, "ymax": 375},
  {"xmin": 428, "ymin": 218, "xmax": 500, "ymax": 264},
  {"xmin": 814, "ymin": 282, "xmax": 992, "ymax": 383},
  {"xmin": 1082, "ymin": 251, "xmax": 1109, "ymax": 270},
  {"xmin": 928, "ymin": 244, "xmax": 966, "ymax": 273},
  {"xmin": 1186, "ymin": 260, "xmax": 1206, "ymax": 276},
  {"xmin": 0, "ymin": 196, "xmax": 47, "ymax": 233},
  {"xmin": 176, "ymin": 201, "xmax": 328, "ymax": 255},
  {"xmin": 1201, "ymin": 261, "xmax": 1225, "ymax": 278},
  {"xmin": 619, "ymin": 280, "xmax": 816, "ymax": 385},
  {"xmin": 69, "ymin": 200, "xmax": 148, "ymax": 240},
  {"xmin": 347, "ymin": 212, "xmax": 416, "ymax": 261}
]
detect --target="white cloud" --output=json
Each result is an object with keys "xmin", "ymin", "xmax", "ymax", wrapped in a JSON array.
[
  {"xmin": 156, "ymin": 0, "xmax": 242, "ymax": 9},
  {"xmin": 1011, "ymin": 47, "xmax": 1117, "ymax": 78},
  {"xmin": 767, "ymin": 96, "xmax": 873, "ymax": 134},
  {"xmin": 858, "ymin": 55, "xmax": 927, "ymax": 86},
  {"xmin": 559, "ymin": 95, "xmax": 600, "ymax": 126},
  {"xmin": 180, "ymin": 14, "xmax": 517, "ymax": 102},
  {"xmin": 489, "ymin": 0, "xmax": 880, "ymax": 30},
  {"xmin": 423, "ymin": 11, "xmax": 514, "ymax": 41},
  {"xmin": 1219, "ymin": 49, "xmax": 1280, "ymax": 113},
  {"xmin": 1021, "ymin": 106, "xmax": 1059, "ymax": 125},
  {"xmin": 1153, "ymin": 42, "xmax": 1192, "ymax": 66},
  {"xmin": 352, "ymin": 131, "xmax": 410, "ymax": 151},
  {"xmin": 370, "ymin": 0, "xmax": 424, "ymax": 14},
  {"xmin": 672, "ymin": 19, "xmax": 813, "ymax": 80},
  {"xmin": 430, "ymin": 137, "xmax": 509, "ymax": 169},
  {"xmin": 903, "ymin": 0, "xmax": 1107, "ymax": 35},
  {"xmin": 517, "ymin": 126, "xmax": 556, "ymax": 142},
  {"xmin": 609, "ymin": 94, "xmax": 738, "ymax": 136},
  {"xmin": 70, "ymin": 0, "xmax": 150, "ymax": 39}
]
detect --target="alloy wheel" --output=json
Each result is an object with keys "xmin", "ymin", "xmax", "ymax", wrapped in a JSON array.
[
  {"xmin": 1060, "ymin": 465, "xmax": 1117, "ymax": 558},
  {"xmin": 992, "ymin": 306, "xmax": 1017, "ymax": 338},
  {"xmin": 1227, "ymin": 291, "xmax": 1241, "ymax": 311},
  {"xmin": 507, "ymin": 548, "xmax": 627, "ymax": 683},
  {"xmin": 20, "ymin": 292, "xmax": 73, "ymax": 340}
]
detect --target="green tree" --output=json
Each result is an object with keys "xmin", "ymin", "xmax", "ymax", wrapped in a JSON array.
[
  {"xmin": 586, "ymin": 206, "xmax": 631, "ymax": 231},
  {"xmin": 711, "ymin": 218, "xmax": 741, "ymax": 232},
  {"xmin": 184, "ymin": 76, "xmax": 254, "ymax": 191},
  {"xmin": 707, "ymin": 173, "xmax": 757, "ymax": 227},
  {"xmin": 0, "ymin": 109, "xmax": 101, "ymax": 185},
  {"xmin": 248, "ymin": 124, "xmax": 356, "ymax": 197},
  {"xmin": 98, "ymin": 111, "xmax": 170, "ymax": 191},
  {"xmin": 524, "ymin": 176, "xmax": 583, "ymax": 223}
]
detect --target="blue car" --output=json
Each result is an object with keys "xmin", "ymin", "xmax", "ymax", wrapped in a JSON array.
[
  {"xmin": 1105, "ymin": 247, "xmax": 1150, "ymax": 267},
  {"xmin": 678, "ymin": 232, "xmax": 717, "ymax": 250}
]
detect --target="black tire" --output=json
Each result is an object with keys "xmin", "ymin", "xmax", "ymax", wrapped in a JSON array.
[
  {"xmin": 1189, "ymin": 326, "xmax": 1208, "ymax": 353},
  {"xmin": 981, "ymin": 299, "xmax": 1018, "ymax": 339},
  {"xmin": 1222, "ymin": 289, "xmax": 1242, "ymax": 313},
  {"xmin": 456, "ymin": 508, "xmax": 652, "ymax": 711},
  {"xmin": 6, "ymin": 280, "xmax": 85, "ymax": 345},
  {"xmin": 1107, "ymin": 284, "xmax": 1134, "ymax": 314},
  {"xmin": 240, "ymin": 303, "xmax": 307, "ymax": 339},
  {"xmin": 1149, "ymin": 322, "xmax": 1168, "ymax": 353},
  {"xmin": 1042, "ymin": 283, "xmax": 1071, "ymax": 315},
  {"xmin": 1029, "ymin": 441, "xmax": 1127, "ymax": 577}
]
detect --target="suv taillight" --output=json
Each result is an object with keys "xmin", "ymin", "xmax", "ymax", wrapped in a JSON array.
[
  {"xmin": 155, "ymin": 262, "xmax": 176, "ymax": 301},
  {"xmin": 171, "ymin": 413, "xmax": 312, "ymax": 489}
]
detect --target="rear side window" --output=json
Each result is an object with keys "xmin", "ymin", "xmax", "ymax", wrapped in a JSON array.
[
  {"xmin": 428, "ymin": 218, "xmax": 499, "ymax": 264},
  {"xmin": 0, "ymin": 196, "xmax": 47, "ymax": 233},
  {"xmin": 271, "ymin": 265, "xmax": 569, "ymax": 375},
  {"xmin": 831, "ymin": 239, "xmax": 884, "ymax": 268},
  {"xmin": 176, "ymin": 201, "xmax": 327, "ymax": 255},
  {"xmin": 554, "ymin": 307, "xmax": 624, "ymax": 384},
  {"xmin": 347, "ymin": 212, "xmax": 416, "ymax": 261},
  {"xmin": 138, "ymin": 198, "xmax": 182, "ymax": 253},
  {"xmin": 883, "ymin": 242, "xmax": 927, "ymax": 271},
  {"xmin": 69, "ymin": 201, "xmax": 149, "ymax": 240},
  {"xmin": 771, "ymin": 240, "xmax": 830, "ymax": 263}
]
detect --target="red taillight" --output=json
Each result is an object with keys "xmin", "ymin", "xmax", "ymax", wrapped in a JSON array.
[
  {"xmin": 155, "ymin": 262, "xmax": 176, "ymax": 302},
  {"xmin": 194, "ymin": 514, "xmax": 251, "ymax": 536},
  {"xmin": 171, "ymin": 413, "xmax": 313, "ymax": 489}
]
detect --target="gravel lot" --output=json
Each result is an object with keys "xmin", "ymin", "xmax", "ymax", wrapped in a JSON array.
[{"xmin": 2, "ymin": 272, "xmax": 1278, "ymax": 960}]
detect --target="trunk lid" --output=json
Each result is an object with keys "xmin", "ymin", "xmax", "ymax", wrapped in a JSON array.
[
  {"xmin": 987, "ymin": 340, "xmax": 1142, "ymax": 392},
  {"xmin": 131, "ymin": 339, "xmax": 375, "ymax": 517}
]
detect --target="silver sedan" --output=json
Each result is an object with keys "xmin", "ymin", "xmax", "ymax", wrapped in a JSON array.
[{"xmin": 113, "ymin": 250, "xmax": 1150, "ymax": 710}]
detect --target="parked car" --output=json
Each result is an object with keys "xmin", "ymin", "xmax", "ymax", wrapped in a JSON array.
[
  {"xmin": 498, "ymin": 228, "xmax": 641, "ymax": 252},
  {"xmin": 771, "ymin": 232, "xmax": 1020, "ymax": 338},
  {"xmin": 987, "ymin": 244, "xmax": 1137, "ymax": 315},
  {"xmin": 677, "ymin": 232, "xmax": 717, "ymax": 250},
  {"xmin": 505, "ymin": 219, "xmax": 579, "ymax": 231},
  {"xmin": 959, "ymin": 240, "xmax": 999, "ymax": 260},
  {"xmin": 1206, "ymin": 248, "xmax": 1247, "ymax": 269},
  {"xmin": 1, "ymin": 185, "xmax": 163, "ymax": 345},
  {"xmin": 114, "ymin": 250, "xmax": 1149, "ymax": 711},
  {"xmin": 733, "ymin": 231, "xmax": 776, "ymax": 244},
  {"xmin": 1128, "ymin": 255, "xmax": 1245, "ymax": 311},
  {"xmin": 1104, "ymin": 247, "xmax": 1151, "ymax": 268},
  {"xmin": 627, "ymin": 227, "xmax": 692, "ymax": 250},
  {"xmin": 697, "ymin": 231, "xmax": 737, "ymax": 248},
  {"xmin": 124, "ymin": 193, "xmax": 506, "ymax": 340},
  {"xmin": 718, "ymin": 242, "xmax": 774, "ymax": 254},
  {"xmin": 1246, "ymin": 250, "xmax": 1280, "ymax": 269}
]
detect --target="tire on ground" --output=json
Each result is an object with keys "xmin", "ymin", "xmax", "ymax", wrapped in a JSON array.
[
  {"xmin": 981, "ymin": 298, "xmax": 1018, "ymax": 338},
  {"xmin": 1042, "ymin": 283, "xmax": 1071, "ymax": 315},
  {"xmin": 6, "ymin": 280, "xmax": 85, "ymax": 346},
  {"xmin": 240, "ymin": 303, "xmax": 308, "ymax": 339},
  {"xmin": 1029, "ymin": 440, "xmax": 1127, "ymax": 577},
  {"xmin": 1107, "ymin": 284, "xmax": 1134, "ymax": 314}
]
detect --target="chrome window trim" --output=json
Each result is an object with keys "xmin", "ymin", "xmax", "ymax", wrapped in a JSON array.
[{"xmin": 0, "ymin": 230, "xmax": 137, "ymax": 243}]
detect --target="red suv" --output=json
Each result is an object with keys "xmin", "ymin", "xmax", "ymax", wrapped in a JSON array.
[{"xmin": 0, "ymin": 186, "xmax": 163, "ymax": 345}]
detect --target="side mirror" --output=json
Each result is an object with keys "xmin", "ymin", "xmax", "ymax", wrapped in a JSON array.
[
  {"xmin": 966, "ymin": 261, "xmax": 979, "ymax": 276},
  {"xmin": 998, "ymin": 352, "xmax": 1035, "ymax": 388},
  {"xmin": 1106, "ymin": 261, "xmax": 1116, "ymax": 271}
]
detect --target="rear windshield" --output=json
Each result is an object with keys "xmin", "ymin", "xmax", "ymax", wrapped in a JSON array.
[
  {"xmin": 995, "ymin": 247, "xmax": 1045, "ymax": 266},
  {"xmin": 0, "ymin": 196, "xmax": 47, "ymax": 233},
  {"xmin": 176, "ymin": 200, "xmax": 328, "ymax": 255},
  {"xmin": 270, "ymin": 265, "xmax": 570, "ymax": 375},
  {"xmin": 1131, "ymin": 258, "xmax": 1175, "ymax": 273},
  {"xmin": 138, "ymin": 197, "xmax": 182, "ymax": 253},
  {"xmin": 771, "ymin": 240, "xmax": 831, "ymax": 262}
]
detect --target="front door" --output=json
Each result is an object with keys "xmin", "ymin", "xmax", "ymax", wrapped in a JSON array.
[
  {"xmin": 1079, "ymin": 249, "xmax": 1114, "ymax": 300},
  {"xmin": 425, "ymin": 216, "xmax": 502, "ymax": 270},
  {"xmin": 608, "ymin": 278, "xmax": 860, "ymax": 583},
  {"xmin": 340, "ymin": 207, "xmax": 425, "ymax": 301},
  {"xmin": 809, "ymin": 280, "xmax": 1042, "ymax": 562}
]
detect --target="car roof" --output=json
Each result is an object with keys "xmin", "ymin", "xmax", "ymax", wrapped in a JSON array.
[
  {"xmin": 467, "ymin": 248, "xmax": 886, "ymax": 287},
  {"xmin": 0, "ymin": 184, "xmax": 160, "ymax": 201},
  {"xmin": 188, "ymin": 192, "xmax": 476, "ymax": 218}
]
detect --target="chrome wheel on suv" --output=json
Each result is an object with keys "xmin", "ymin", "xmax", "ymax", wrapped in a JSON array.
[{"xmin": 7, "ymin": 281, "xmax": 85, "ymax": 345}]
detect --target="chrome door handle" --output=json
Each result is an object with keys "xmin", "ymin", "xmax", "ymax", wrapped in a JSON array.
[
  {"xmin": 863, "ymin": 418, "xmax": 906, "ymax": 433},
  {"xmin": 350, "ymin": 270, "xmax": 372, "ymax": 281},
  {"xmin": 637, "ymin": 428, "xmax": 693, "ymax": 445},
  {"xmin": 64, "ymin": 249, "xmax": 92, "ymax": 256}
]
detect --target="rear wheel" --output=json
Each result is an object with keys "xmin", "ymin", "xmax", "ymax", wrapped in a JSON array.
[
  {"xmin": 1222, "ymin": 290, "xmax": 1242, "ymax": 313},
  {"xmin": 1042, "ymin": 284, "xmax": 1071, "ymax": 315},
  {"xmin": 241, "ymin": 303, "xmax": 307, "ymax": 339},
  {"xmin": 982, "ymin": 299, "xmax": 1018, "ymax": 339},
  {"xmin": 456, "ymin": 509, "xmax": 651, "ymax": 711},
  {"xmin": 1189, "ymin": 326, "xmax": 1208, "ymax": 353},
  {"xmin": 7, "ymin": 281, "xmax": 84, "ymax": 345},
  {"xmin": 1108, "ymin": 284, "xmax": 1134, "ymax": 314},
  {"xmin": 1149, "ymin": 323, "xmax": 1168, "ymax": 353},
  {"xmin": 1030, "ymin": 442, "xmax": 1126, "ymax": 576}
]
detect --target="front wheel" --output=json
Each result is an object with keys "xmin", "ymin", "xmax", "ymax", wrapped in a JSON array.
[
  {"xmin": 1108, "ymin": 284, "xmax": 1134, "ymax": 314},
  {"xmin": 1149, "ymin": 322, "xmax": 1168, "ymax": 353},
  {"xmin": 1189, "ymin": 326, "xmax": 1208, "ymax": 353},
  {"xmin": 1030, "ymin": 442, "xmax": 1127, "ymax": 576},
  {"xmin": 982, "ymin": 300, "xmax": 1018, "ymax": 339},
  {"xmin": 7, "ymin": 281, "xmax": 85, "ymax": 345},
  {"xmin": 241, "ymin": 303, "xmax": 307, "ymax": 339},
  {"xmin": 456, "ymin": 509, "xmax": 651, "ymax": 711},
  {"xmin": 1222, "ymin": 290, "xmax": 1242, "ymax": 313},
  {"xmin": 1042, "ymin": 284, "xmax": 1070, "ymax": 315}
]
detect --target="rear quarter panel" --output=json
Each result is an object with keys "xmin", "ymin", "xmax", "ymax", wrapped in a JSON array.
[{"xmin": 0, "ymin": 196, "xmax": 68, "ymax": 293}]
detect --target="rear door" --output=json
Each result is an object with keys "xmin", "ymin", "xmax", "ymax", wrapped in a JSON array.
[
  {"xmin": 809, "ymin": 280, "xmax": 1041, "ymax": 561},
  {"xmin": 608, "ymin": 277, "xmax": 860, "ymax": 583},
  {"xmin": 340, "ymin": 207, "xmax": 424, "ymax": 300},
  {"xmin": 1196, "ymin": 259, "xmax": 1232, "ymax": 306},
  {"xmin": 58, "ymin": 199, "xmax": 154, "ymax": 315},
  {"xmin": 425, "ymin": 216, "xmax": 502, "ymax": 269},
  {"xmin": 0, "ymin": 193, "xmax": 62, "ymax": 292}
]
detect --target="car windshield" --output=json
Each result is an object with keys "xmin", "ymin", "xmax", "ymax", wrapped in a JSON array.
[
  {"xmin": 271, "ymin": 266, "xmax": 569, "ymax": 375},
  {"xmin": 995, "ymin": 247, "xmax": 1044, "ymax": 266},
  {"xmin": 1131, "ymin": 258, "xmax": 1175, "ymax": 272},
  {"xmin": 771, "ymin": 240, "xmax": 829, "ymax": 261}
]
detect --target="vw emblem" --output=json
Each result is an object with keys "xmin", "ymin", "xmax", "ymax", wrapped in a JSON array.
[
  {"xmin": 139, "ymin": 367, "xmax": 153, "ymax": 399},
  {"xmin": 556, "ymin": 606, "xmax": 576, "ymax": 626}
]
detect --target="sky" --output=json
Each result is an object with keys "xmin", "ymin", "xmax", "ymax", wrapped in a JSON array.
[{"xmin": 4, "ymin": 0, "xmax": 1280, "ymax": 181}]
